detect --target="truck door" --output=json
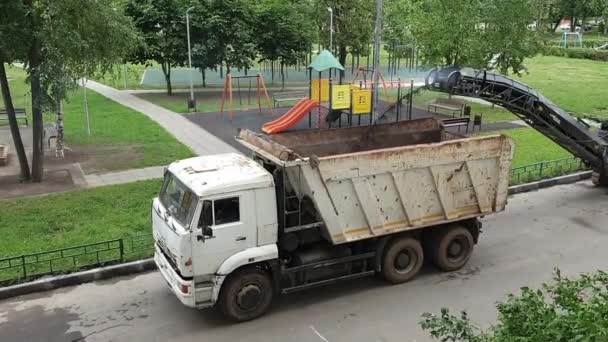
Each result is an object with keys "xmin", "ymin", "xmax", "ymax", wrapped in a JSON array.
[{"xmin": 191, "ymin": 190, "xmax": 256, "ymax": 276}]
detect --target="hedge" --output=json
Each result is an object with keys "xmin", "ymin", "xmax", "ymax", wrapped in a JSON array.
[{"xmin": 543, "ymin": 46, "xmax": 608, "ymax": 61}]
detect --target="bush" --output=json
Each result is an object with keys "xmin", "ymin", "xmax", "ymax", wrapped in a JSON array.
[
  {"xmin": 543, "ymin": 46, "xmax": 608, "ymax": 61},
  {"xmin": 420, "ymin": 270, "xmax": 608, "ymax": 342}
]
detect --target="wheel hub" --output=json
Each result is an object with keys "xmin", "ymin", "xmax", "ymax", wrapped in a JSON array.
[
  {"xmin": 236, "ymin": 284, "xmax": 262, "ymax": 310},
  {"xmin": 395, "ymin": 251, "xmax": 411, "ymax": 270},
  {"xmin": 448, "ymin": 240, "xmax": 463, "ymax": 257}
]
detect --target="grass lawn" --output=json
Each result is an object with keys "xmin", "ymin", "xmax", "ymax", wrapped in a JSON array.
[
  {"xmin": 0, "ymin": 179, "xmax": 161, "ymax": 257},
  {"xmin": 515, "ymin": 56, "xmax": 608, "ymax": 119},
  {"xmin": 2, "ymin": 65, "xmax": 194, "ymax": 171},
  {"xmin": 486, "ymin": 127, "xmax": 573, "ymax": 168}
]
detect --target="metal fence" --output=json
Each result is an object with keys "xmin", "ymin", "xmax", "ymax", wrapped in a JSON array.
[
  {"xmin": 0, "ymin": 235, "xmax": 154, "ymax": 287},
  {"xmin": 510, "ymin": 157, "xmax": 589, "ymax": 185},
  {"xmin": 0, "ymin": 157, "xmax": 591, "ymax": 287}
]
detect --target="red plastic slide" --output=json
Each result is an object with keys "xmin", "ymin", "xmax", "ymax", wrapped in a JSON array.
[{"xmin": 262, "ymin": 98, "xmax": 319, "ymax": 134}]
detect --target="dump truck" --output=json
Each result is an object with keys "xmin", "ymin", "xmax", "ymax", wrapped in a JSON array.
[{"xmin": 152, "ymin": 118, "xmax": 514, "ymax": 321}]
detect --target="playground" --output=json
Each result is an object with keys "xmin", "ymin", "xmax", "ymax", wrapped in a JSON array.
[{"xmin": 184, "ymin": 50, "xmax": 481, "ymax": 152}]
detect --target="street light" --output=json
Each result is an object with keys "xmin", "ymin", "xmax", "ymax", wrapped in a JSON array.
[
  {"xmin": 327, "ymin": 7, "xmax": 333, "ymax": 52},
  {"xmin": 186, "ymin": 6, "xmax": 196, "ymax": 111}
]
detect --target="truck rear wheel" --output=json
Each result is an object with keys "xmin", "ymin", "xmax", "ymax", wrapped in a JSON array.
[
  {"xmin": 381, "ymin": 236, "xmax": 424, "ymax": 284},
  {"xmin": 218, "ymin": 268, "xmax": 274, "ymax": 322},
  {"xmin": 429, "ymin": 225, "xmax": 474, "ymax": 272}
]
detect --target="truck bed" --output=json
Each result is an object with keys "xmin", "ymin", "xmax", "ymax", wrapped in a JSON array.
[{"xmin": 237, "ymin": 118, "xmax": 514, "ymax": 244}]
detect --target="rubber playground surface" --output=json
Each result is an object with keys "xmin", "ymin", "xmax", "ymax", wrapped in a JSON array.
[{"xmin": 185, "ymin": 101, "xmax": 447, "ymax": 154}]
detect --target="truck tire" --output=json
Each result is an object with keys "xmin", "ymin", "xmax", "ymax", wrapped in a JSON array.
[
  {"xmin": 429, "ymin": 225, "xmax": 474, "ymax": 272},
  {"xmin": 381, "ymin": 236, "xmax": 424, "ymax": 284},
  {"xmin": 218, "ymin": 268, "xmax": 274, "ymax": 322}
]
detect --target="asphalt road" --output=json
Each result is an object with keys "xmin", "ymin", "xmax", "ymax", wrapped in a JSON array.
[{"xmin": 1, "ymin": 181, "xmax": 607, "ymax": 342}]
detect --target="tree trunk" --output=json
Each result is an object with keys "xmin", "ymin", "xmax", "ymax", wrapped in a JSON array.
[
  {"xmin": 338, "ymin": 46, "xmax": 347, "ymax": 84},
  {"xmin": 570, "ymin": 13, "xmax": 576, "ymax": 32},
  {"xmin": 161, "ymin": 62, "xmax": 172, "ymax": 96},
  {"xmin": 280, "ymin": 61, "xmax": 285, "ymax": 90},
  {"xmin": 0, "ymin": 61, "xmax": 31, "ymax": 181},
  {"xmin": 201, "ymin": 68, "xmax": 206, "ymax": 88},
  {"xmin": 604, "ymin": 16, "xmax": 608, "ymax": 35},
  {"xmin": 55, "ymin": 100, "xmax": 64, "ymax": 158},
  {"xmin": 29, "ymin": 36, "xmax": 44, "ymax": 182},
  {"xmin": 271, "ymin": 60, "xmax": 275, "ymax": 83}
]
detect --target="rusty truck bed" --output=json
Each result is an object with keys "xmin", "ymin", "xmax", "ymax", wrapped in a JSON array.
[{"xmin": 237, "ymin": 118, "xmax": 514, "ymax": 244}]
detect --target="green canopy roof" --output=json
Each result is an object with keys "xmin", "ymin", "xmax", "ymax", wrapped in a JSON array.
[{"xmin": 308, "ymin": 50, "xmax": 345, "ymax": 72}]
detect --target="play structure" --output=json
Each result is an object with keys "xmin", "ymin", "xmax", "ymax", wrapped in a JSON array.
[
  {"xmin": 261, "ymin": 50, "xmax": 416, "ymax": 135},
  {"xmin": 220, "ymin": 74, "xmax": 274, "ymax": 121}
]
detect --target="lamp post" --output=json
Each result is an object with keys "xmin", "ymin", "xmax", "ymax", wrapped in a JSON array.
[
  {"xmin": 186, "ymin": 6, "xmax": 195, "ymax": 110},
  {"xmin": 327, "ymin": 7, "xmax": 333, "ymax": 78},
  {"xmin": 372, "ymin": 0, "xmax": 383, "ymax": 123},
  {"xmin": 327, "ymin": 7, "xmax": 333, "ymax": 52}
]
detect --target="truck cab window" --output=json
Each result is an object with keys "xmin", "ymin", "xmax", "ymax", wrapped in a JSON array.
[
  {"xmin": 213, "ymin": 197, "xmax": 240, "ymax": 225},
  {"xmin": 199, "ymin": 200, "xmax": 213, "ymax": 228}
]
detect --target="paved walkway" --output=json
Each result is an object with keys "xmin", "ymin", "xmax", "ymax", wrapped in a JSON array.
[
  {"xmin": 84, "ymin": 165, "xmax": 164, "ymax": 187},
  {"xmin": 84, "ymin": 80, "xmax": 238, "ymax": 156}
]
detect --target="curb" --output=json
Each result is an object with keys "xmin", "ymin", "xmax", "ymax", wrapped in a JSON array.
[
  {"xmin": 0, "ymin": 258, "xmax": 156, "ymax": 300},
  {"xmin": 0, "ymin": 171, "xmax": 594, "ymax": 300},
  {"xmin": 508, "ymin": 171, "xmax": 592, "ymax": 195}
]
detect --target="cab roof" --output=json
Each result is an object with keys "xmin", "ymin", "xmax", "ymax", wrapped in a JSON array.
[{"xmin": 168, "ymin": 153, "xmax": 273, "ymax": 197}]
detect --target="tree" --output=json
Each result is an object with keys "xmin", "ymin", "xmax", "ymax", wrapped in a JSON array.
[
  {"xmin": 1, "ymin": 0, "xmax": 136, "ymax": 182},
  {"xmin": 188, "ymin": 3, "xmax": 222, "ymax": 88},
  {"xmin": 420, "ymin": 270, "xmax": 608, "ymax": 341},
  {"xmin": 207, "ymin": 0, "xmax": 258, "ymax": 74},
  {"xmin": 0, "ymin": 0, "xmax": 31, "ymax": 181},
  {"xmin": 314, "ymin": 0, "xmax": 375, "ymax": 83},
  {"xmin": 410, "ymin": 0, "xmax": 541, "ymax": 75},
  {"xmin": 125, "ymin": 0, "xmax": 188, "ymax": 96},
  {"xmin": 483, "ymin": 0, "xmax": 542, "ymax": 75},
  {"xmin": 410, "ymin": 0, "xmax": 485, "ymax": 67},
  {"xmin": 254, "ymin": 0, "xmax": 315, "ymax": 88},
  {"xmin": 384, "ymin": 0, "xmax": 416, "ymax": 72}
]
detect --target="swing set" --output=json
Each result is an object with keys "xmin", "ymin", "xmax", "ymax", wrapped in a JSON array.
[
  {"xmin": 220, "ymin": 74, "xmax": 274, "ymax": 121},
  {"xmin": 350, "ymin": 67, "xmax": 391, "ymax": 101}
]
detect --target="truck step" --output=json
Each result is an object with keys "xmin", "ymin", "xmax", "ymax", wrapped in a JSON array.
[{"xmin": 281, "ymin": 270, "xmax": 375, "ymax": 294}]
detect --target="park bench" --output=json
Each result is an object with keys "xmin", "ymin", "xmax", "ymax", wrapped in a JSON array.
[
  {"xmin": 442, "ymin": 117, "xmax": 470, "ymax": 133},
  {"xmin": 427, "ymin": 98, "xmax": 465, "ymax": 117},
  {"xmin": 273, "ymin": 90, "xmax": 307, "ymax": 108},
  {"xmin": 0, "ymin": 108, "xmax": 28, "ymax": 126},
  {"xmin": 43, "ymin": 124, "xmax": 58, "ymax": 149}
]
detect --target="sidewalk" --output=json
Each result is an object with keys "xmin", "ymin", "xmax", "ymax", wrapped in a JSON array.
[
  {"xmin": 84, "ymin": 80, "xmax": 238, "ymax": 156},
  {"xmin": 84, "ymin": 165, "xmax": 164, "ymax": 187}
]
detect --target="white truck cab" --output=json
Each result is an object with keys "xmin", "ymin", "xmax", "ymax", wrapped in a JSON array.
[{"xmin": 153, "ymin": 153, "xmax": 278, "ymax": 310}]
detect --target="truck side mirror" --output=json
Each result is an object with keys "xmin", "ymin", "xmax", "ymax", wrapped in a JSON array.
[{"xmin": 203, "ymin": 226, "xmax": 213, "ymax": 237}]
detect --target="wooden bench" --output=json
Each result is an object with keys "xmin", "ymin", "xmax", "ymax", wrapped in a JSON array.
[
  {"xmin": 442, "ymin": 117, "xmax": 470, "ymax": 133},
  {"xmin": 273, "ymin": 91, "xmax": 307, "ymax": 108},
  {"xmin": 427, "ymin": 98, "xmax": 465, "ymax": 117},
  {"xmin": 43, "ymin": 124, "xmax": 58, "ymax": 149},
  {"xmin": 0, "ymin": 108, "xmax": 28, "ymax": 126}
]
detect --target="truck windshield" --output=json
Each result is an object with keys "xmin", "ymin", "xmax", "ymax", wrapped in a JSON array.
[{"xmin": 159, "ymin": 173, "xmax": 197, "ymax": 228}]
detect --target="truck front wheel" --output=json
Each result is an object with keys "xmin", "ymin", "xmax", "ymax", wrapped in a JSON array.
[
  {"xmin": 381, "ymin": 236, "xmax": 424, "ymax": 284},
  {"xmin": 429, "ymin": 225, "xmax": 474, "ymax": 272},
  {"xmin": 218, "ymin": 268, "xmax": 274, "ymax": 322}
]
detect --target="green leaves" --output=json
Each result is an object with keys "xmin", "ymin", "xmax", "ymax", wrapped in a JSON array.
[
  {"xmin": 409, "ymin": 0, "xmax": 541, "ymax": 75},
  {"xmin": 420, "ymin": 270, "xmax": 608, "ymax": 342}
]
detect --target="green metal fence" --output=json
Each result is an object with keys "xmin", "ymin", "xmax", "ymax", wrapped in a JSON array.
[
  {"xmin": 509, "ymin": 157, "xmax": 589, "ymax": 185},
  {"xmin": 0, "ymin": 157, "xmax": 592, "ymax": 287},
  {"xmin": 0, "ymin": 235, "xmax": 154, "ymax": 287}
]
